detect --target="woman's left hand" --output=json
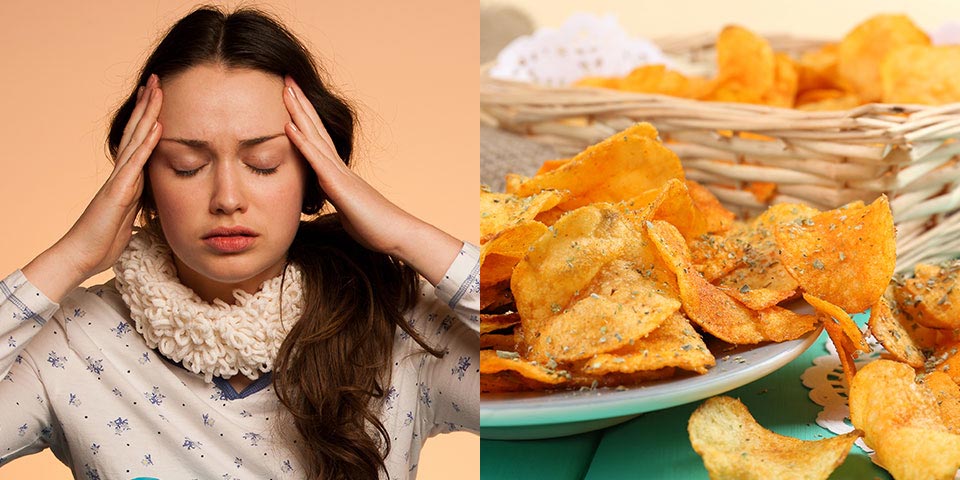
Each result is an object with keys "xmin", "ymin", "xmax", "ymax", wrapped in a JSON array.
[{"xmin": 282, "ymin": 76, "xmax": 462, "ymax": 285}]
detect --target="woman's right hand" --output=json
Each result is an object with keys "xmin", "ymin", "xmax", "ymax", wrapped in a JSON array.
[{"xmin": 21, "ymin": 74, "xmax": 163, "ymax": 303}]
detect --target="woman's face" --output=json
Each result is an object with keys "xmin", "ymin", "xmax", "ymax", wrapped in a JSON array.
[{"xmin": 147, "ymin": 64, "xmax": 307, "ymax": 301}]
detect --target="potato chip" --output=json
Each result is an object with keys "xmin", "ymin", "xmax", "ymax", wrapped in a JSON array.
[
  {"xmin": 795, "ymin": 93, "xmax": 863, "ymax": 111},
  {"xmin": 685, "ymin": 180, "xmax": 735, "ymax": 234},
  {"xmin": 927, "ymin": 342, "xmax": 960, "ymax": 385},
  {"xmin": 577, "ymin": 312, "xmax": 715, "ymax": 376},
  {"xmin": 849, "ymin": 360, "xmax": 960, "ymax": 480},
  {"xmin": 821, "ymin": 313, "xmax": 859, "ymax": 379},
  {"xmin": 837, "ymin": 14, "xmax": 930, "ymax": 102},
  {"xmin": 894, "ymin": 260, "xmax": 960, "ymax": 329},
  {"xmin": 620, "ymin": 65, "xmax": 703, "ymax": 98},
  {"xmin": 882, "ymin": 45, "xmax": 960, "ymax": 105},
  {"xmin": 480, "ymin": 221, "xmax": 549, "ymax": 287},
  {"xmin": 646, "ymin": 220, "xmax": 766, "ymax": 344},
  {"xmin": 701, "ymin": 26, "xmax": 775, "ymax": 105},
  {"xmin": 514, "ymin": 123, "xmax": 685, "ymax": 211},
  {"xmin": 689, "ymin": 396, "xmax": 860, "ymax": 480},
  {"xmin": 744, "ymin": 181, "xmax": 777, "ymax": 204},
  {"xmin": 716, "ymin": 262, "xmax": 798, "ymax": 311},
  {"xmin": 797, "ymin": 43, "xmax": 841, "ymax": 93},
  {"xmin": 776, "ymin": 196, "xmax": 896, "ymax": 314},
  {"xmin": 480, "ymin": 187, "xmax": 566, "ymax": 243},
  {"xmin": 868, "ymin": 293, "xmax": 927, "ymax": 367},
  {"xmin": 481, "ymin": 280, "xmax": 514, "ymax": 312},
  {"xmin": 535, "ymin": 158, "xmax": 571, "ymax": 176},
  {"xmin": 619, "ymin": 178, "xmax": 710, "ymax": 242},
  {"xmin": 480, "ymin": 312, "xmax": 520, "ymax": 335},
  {"xmin": 803, "ymin": 293, "xmax": 869, "ymax": 354},
  {"xmin": 756, "ymin": 306, "xmax": 818, "ymax": 342},
  {"xmin": 480, "ymin": 332, "xmax": 517, "ymax": 352},
  {"xmin": 760, "ymin": 53, "xmax": 798, "ymax": 108},
  {"xmin": 511, "ymin": 206, "xmax": 682, "ymax": 363},
  {"xmin": 920, "ymin": 371, "xmax": 960, "ymax": 434},
  {"xmin": 479, "ymin": 349, "xmax": 569, "ymax": 392},
  {"xmin": 503, "ymin": 173, "xmax": 527, "ymax": 195}
]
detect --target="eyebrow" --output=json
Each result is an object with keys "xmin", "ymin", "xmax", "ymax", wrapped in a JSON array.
[{"xmin": 159, "ymin": 133, "xmax": 286, "ymax": 149}]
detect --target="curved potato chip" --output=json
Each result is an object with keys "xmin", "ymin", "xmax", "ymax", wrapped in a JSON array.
[
  {"xmin": 797, "ymin": 43, "xmax": 841, "ymax": 92},
  {"xmin": 512, "ymin": 206, "xmax": 681, "ymax": 362},
  {"xmin": 850, "ymin": 360, "xmax": 960, "ymax": 480},
  {"xmin": 703, "ymin": 26, "xmax": 775, "ymax": 105},
  {"xmin": 894, "ymin": 261, "xmax": 960, "ymax": 329},
  {"xmin": 647, "ymin": 220, "xmax": 765, "ymax": 344},
  {"xmin": 480, "ymin": 221, "xmax": 549, "ymax": 287},
  {"xmin": 619, "ymin": 178, "xmax": 710, "ymax": 241},
  {"xmin": 928, "ymin": 342, "xmax": 960, "ymax": 385},
  {"xmin": 803, "ymin": 293, "xmax": 869, "ymax": 353},
  {"xmin": 868, "ymin": 293, "xmax": 927, "ymax": 367},
  {"xmin": 577, "ymin": 313, "xmax": 715, "ymax": 376},
  {"xmin": 756, "ymin": 306, "xmax": 818, "ymax": 342},
  {"xmin": 760, "ymin": 53, "xmax": 798, "ymax": 108},
  {"xmin": 685, "ymin": 180, "xmax": 735, "ymax": 234},
  {"xmin": 688, "ymin": 396, "xmax": 860, "ymax": 480},
  {"xmin": 536, "ymin": 158, "xmax": 571, "ymax": 175},
  {"xmin": 479, "ymin": 350, "xmax": 569, "ymax": 392},
  {"xmin": 515, "ymin": 123, "xmax": 685, "ymax": 210},
  {"xmin": 481, "ymin": 280, "xmax": 514, "ymax": 312},
  {"xmin": 920, "ymin": 371, "xmax": 960, "ymax": 434},
  {"xmin": 480, "ymin": 312, "xmax": 520, "ymax": 335},
  {"xmin": 480, "ymin": 187, "xmax": 566, "ymax": 243},
  {"xmin": 882, "ymin": 45, "xmax": 960, "ymax": 105},
  {"xmin": 480, "ymin": 333, "xmax": 517, "ymax": 352},
  {"xmin": 776, "ymin": 196, "xmax": 896, "ymax": 314},
  {"xmin": 837, "ymin": 14, "xmax": 930, "ymax": 102}
]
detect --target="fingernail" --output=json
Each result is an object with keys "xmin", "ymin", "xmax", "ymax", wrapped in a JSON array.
[
  {"xmin": 137, "ymin": 86, "xmax": 144, "ymax": 100},
  {"xmin": 287, "ymin": 86, "xmax": 296, "ymax": 99},
  {"xmin": 289, "ymin": 122, "xmax": 299, "ymax": 132},
  {"xmin": 151, "ymin": 121, "xmax": 159, "ymax": 131}
]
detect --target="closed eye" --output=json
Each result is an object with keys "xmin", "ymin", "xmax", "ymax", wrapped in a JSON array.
[
  {"xmin": 174, "ymin": 165, "xmax": 204, "ymax": 177},
  {"xmin": 249, "ymin": 165, "xmax": 278, "ymax": 176}
]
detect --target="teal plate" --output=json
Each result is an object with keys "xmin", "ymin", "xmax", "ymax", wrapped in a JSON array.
[{"xmin": 481, "ymin": 304, "xmax": 821, "ymax": 440}]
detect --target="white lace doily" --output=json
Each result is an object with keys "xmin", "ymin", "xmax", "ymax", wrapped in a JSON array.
[
  {"xmin": 801, "ymin": 332, "xmax": 960, "ymax": 478},
  {"xmin": 488, "ymin": 13, "xmax": 671, "ymax": 86}
]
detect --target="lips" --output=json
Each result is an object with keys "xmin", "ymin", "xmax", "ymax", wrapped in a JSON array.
[{"xmin": 202, "ymin": 226, "xmax": 258, "ymax": 253}]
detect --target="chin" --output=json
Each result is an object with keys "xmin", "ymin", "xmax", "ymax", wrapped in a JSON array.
[{"xmin": 189, "ymin": 254, "xmax": 284, "ymax": 286}]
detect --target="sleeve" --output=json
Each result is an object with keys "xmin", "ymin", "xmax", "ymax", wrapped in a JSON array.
[
  {"xmin": 414, "ymin": 243, "xmax": 479, "ymax": 436},
  {"xmin": 0, "ymin": 270, "xmax": 61, "ymax": 465},
  {"xmin": 432, "ymin": 242, "xmax": 480, "ymax": 333}
]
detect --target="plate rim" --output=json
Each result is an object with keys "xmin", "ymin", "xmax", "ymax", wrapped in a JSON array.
[{"xmin": 480, "ymin": 325, "xmax": 822, "ymax": 428}]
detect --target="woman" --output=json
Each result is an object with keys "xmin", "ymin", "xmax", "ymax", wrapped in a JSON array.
[{"xmin": 0, "ymin": 6, "xmax": 478, "ymax": 480}]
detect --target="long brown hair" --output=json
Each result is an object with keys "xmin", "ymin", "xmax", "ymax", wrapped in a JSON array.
[{"xmin": 106, "ymin": 6, "xmax": 443, "ymax": 478}]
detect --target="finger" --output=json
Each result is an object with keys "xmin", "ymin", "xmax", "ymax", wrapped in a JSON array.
[
  {"xmin": 113, "ymin": 120, "xmax": 162, "ymax": 189},
  {"xmin": 118, "ymin": 75, "xmax": 159, "ymax": 158},
  {"xmin": 116, "ymin": 87, "xmax": 163, "ymax": 168},
  {"xmin": 283, "ymin": 87, "xmax": 342, "ymax": 165},
  {"xmin": 285, "ymin": 121, "xmax": 350, "ymax": 178},
  {"xmin": 285, "ymin": 77, "xmax": 337, "ymax": 154}
]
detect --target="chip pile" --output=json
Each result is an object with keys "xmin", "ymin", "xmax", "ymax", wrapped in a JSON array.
[
  {"xmin": 575, "ymin": 14, "xmax": 959, "ymax": 109},
  {"xmin": 479, "ymin": 122, "xmax": 896, "ymax": 393}
]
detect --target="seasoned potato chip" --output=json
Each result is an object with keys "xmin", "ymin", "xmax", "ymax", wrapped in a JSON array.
[
  {"xmin": 716, "ymin": 262, "xmax": 798, "ymax": 311},
  {"xmin": 535, "ymin": 158, "xmax": 571, "ymax": 175},
  {"xmin": 760, "ymin": 53, "xmax": 798, "ymax": 108},
  {"xmin": 837, "ymin": 14, "xmax": 930, "ymax": 102},
  {"xmin": 776, "ymin": 196, "xmax": 896, "ymax": 314},
  {"xmin": 620, "ymin": 64, "xmax": 705, "ymax": 98},
  {"xmin": 480, "ymin": 188, "xmax": 566, "ymax": 244},
  {"xmin": 689, "ymin": 396, "xmax": 860, "ymax": 480},
  {"xmin": 620, "ymin": 178, "xmax": 710, "ymax": 242},
  {"xmin": 512, "ymin": 206, "xmax": 681, "ymax": 362},
  {"xmin": 744, "ymin": 181, "xmax": 777, "ymax": 204},
  {"xmin": 894, "ymin": 260, "xmax": 960, "ymax": 329},
  {"xmin": 927, "ymin": 342, "xmax": 960, "ymax": 385},
  {"xmin": 685, "ymin": 180, "xmax": 735, "ymax": 234},
  {"xmin": 480, "ymin": 312, "xmax": 520, "ymax": 335},
  {"xmin": 480, "ymin": 349, "xmax": 569, "ymax": 392},
  {"xmin": 920, "ymin": 371, "xmax": 960, "ymax": 434},
  {"xmin": 756, "ymin": 306, "xmax": 818, "ymax": 342},
  {"xmin": 514, "ymin": 123, "xmax": 685, "ymax": 210},
  {"xmin": 481, "ymin": 280, "xmax": 514, "ymax": 313},
  {"xmin": 577, "ymin": 312, "xmax": 715, "ymax": 376},
  {"xmin": 647, "ymin": 220, "xmax": 766, "ymax": 344},
  {"xmin": 480, "ymin": 221, "xmax": 549, "ymax": 287},
  {"xmin": 503, "ymin": 173, "xmax": 527, "ymax": 195},
  {"xmin": 868, "ymin": 292, "xmax": 927, "ymax": 367},
  {"xmin": 882, "ymin": 45, "xmax": 960, "ymax": 104},
  {"xmin": 850, "ymin": 360, "xmax": 960, "ymax": 480},
  {"xmin": 803, "ymin": 293, "xmax": 869, "ymax": 353},
  {"xmin": 821, "ymin": 313, "xmax": 859, "ymax": 379}
]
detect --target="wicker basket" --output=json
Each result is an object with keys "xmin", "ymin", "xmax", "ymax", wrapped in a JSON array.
[{"xmin": 481, "ymin": 33, "xmax": 960, "ymax": 272}]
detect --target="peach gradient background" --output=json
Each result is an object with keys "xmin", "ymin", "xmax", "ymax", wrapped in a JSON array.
[{"xmin": 0, "ymin": 1, "xmax": 477, "ymax": 479}]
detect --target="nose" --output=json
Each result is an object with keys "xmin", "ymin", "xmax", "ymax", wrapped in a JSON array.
[{"xmin": 208, "ymin": 161, "xmax": 247, "ymax": 215}]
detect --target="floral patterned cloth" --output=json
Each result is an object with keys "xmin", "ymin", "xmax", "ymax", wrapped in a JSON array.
[{"xmin": 0, "ymin": 243, "xmax": 479, "ymax": 480}]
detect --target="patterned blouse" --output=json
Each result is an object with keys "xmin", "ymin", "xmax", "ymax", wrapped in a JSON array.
[{"xmin": 0, "ymin": 243, "xmax": 479, "ymax": 479}]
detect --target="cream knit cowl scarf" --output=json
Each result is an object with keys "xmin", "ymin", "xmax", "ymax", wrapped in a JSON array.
[{"xmin": 113, "ymin": 232, "xmax": 304, "ymax": 383}]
